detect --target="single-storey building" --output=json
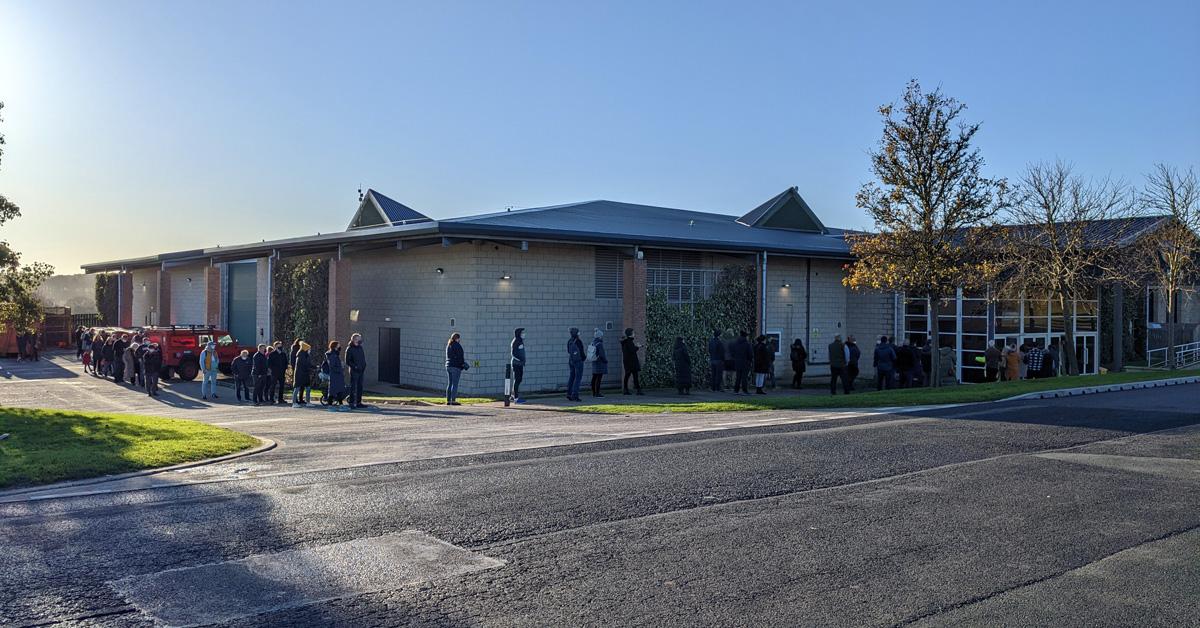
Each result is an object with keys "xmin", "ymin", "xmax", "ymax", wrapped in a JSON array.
[{"xmin": 83, "ymin": 188, "xmax": 1168, "ymax": 393}]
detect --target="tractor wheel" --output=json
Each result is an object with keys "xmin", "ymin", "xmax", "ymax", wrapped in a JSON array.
[{"xmin": 177, "ymin": 360, "xmax": 200, "ymax": 381}]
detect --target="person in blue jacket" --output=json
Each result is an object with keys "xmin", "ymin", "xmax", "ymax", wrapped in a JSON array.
[
  {"xmin": 589, "ymin": 330, "xmax": 608, "ymax": 397},
  {"xmin": 510, "ymin": 328, "xmax": 526, "ymax": 403},
  {"xmin": 566, "ymin": 327, "xmax": 585, "ymax": 402},
  {"xmin": 873, "ymin": 335, "xmax": 897, "ymax": 391}
]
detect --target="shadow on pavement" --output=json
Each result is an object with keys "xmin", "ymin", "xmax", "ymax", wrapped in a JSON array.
[{"xmin": 0, "ymin": 355, "xmax": 81, "ymax": 380}]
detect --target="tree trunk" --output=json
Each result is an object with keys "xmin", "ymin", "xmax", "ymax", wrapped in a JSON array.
[
  {"xmin": 929, "ymin": 296, "xmax": 941, "ymax": 388},
  {"xmin": 1166, "ymin": 288, "xmax": 1176, "ymax": 370},
  {"xmin": 1061, "ymin": 294, "xmax": 1079, "ymax": 376}
]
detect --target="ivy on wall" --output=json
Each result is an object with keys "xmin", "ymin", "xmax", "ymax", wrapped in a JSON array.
[
  {"xmin": 272, "ymin": 258, "xmax": 329, "ymax": 350},
  {"xmin": 94, "ymin": 273, "xmax": 118, "ymax": 325},
  {"xmin": 642, "ymin": 265, "xmax": 757, "ymax": 388}
]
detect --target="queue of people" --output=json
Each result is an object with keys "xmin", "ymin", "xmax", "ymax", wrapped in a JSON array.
[{"xmin": 76, "ymin": 327, "xmax": 164, "ymax": 397}]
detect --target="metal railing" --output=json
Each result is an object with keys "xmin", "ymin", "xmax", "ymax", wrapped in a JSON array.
[{"xmin": 1147, "ymin": 340, "xmax": 1200, "ymax": 369}]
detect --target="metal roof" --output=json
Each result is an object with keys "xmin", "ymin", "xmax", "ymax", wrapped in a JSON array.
[{"xmin": 369, "ymin": 189, "xmax": 429, "ymax": 224}]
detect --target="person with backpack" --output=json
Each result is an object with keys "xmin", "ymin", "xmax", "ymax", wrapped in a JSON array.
[
  {"xmin": 566, "ymin": 327, "xmax": 585, "ymax": 402},
  {"xmin": 445, "ymin": 332, "xmax": 469, "ymax": 405},
  {"xmin": 589, "ymin": 330, "xmax": 608, "ymax": 397},
  {"xmin": 510, "ymin": 328, "xmax": 526, "ymax": 404},
  {"xmin": 707, "ymin": 330, "xmax": 726, "ymax": 392}
]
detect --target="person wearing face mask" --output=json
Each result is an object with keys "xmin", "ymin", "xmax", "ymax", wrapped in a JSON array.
[{"xmin": 510, "ymin": 328, "xmax": 526, "ymax": 403}]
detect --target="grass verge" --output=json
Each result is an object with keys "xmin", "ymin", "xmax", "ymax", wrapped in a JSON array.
[
  {"xmin": 563, "ymin": 369, "xmax": 1200, "ymax": 414},
  {"xmin": 0, "ymin": 408, "xmax": 260, "ymax": 489},
  {"xmin": 313, "ymin": 389, "xmax": 497, "ymax": 405}
]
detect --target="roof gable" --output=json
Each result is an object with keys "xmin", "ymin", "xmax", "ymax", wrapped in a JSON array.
[
  {"xmin": 737, "ymin": 187, "xmax": 827, "ymax": 233},
  {"xmin": 348, "ymin": 189, "xmax": 431, "ymax": 230}
]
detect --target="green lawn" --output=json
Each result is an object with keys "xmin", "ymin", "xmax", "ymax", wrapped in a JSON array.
[
  {"xmin": 0, "ymin": 408, "xmax": 260, "ymax": 489},
  {"xmin": 313, "ymin": 389, "xmax": 497, "ymax": 405},
  {"xmin": 564, "ymin": 369, "xmax": 1200, "ymax": 414}
]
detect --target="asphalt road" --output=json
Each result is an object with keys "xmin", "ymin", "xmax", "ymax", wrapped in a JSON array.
[{"xmin": 1, "ymin": 358, "xmax": 1198, "ymax": 626}]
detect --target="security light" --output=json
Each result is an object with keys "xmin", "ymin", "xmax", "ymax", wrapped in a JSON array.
[
  {"xmin": 500, "ymin": 273, "xmax": 512, "ymax": 280},
  {"xmin": 435, "ymin": 268, "xmax": 444, "ymax": 274},
  {"xmin": 781, "ymin": 282, "xmax": 791, "ymax": 288}
]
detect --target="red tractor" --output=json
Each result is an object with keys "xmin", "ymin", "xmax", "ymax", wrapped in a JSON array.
[{"xmin": 140, "ymin": 326, "xmax": 244, "ymax": 381}]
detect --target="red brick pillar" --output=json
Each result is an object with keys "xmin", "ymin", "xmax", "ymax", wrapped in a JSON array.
[
  {"xmin": 157, "ymin": 269, "xmax": 172, "ymax": 326},
  {"xmin": 622, "ymin": 258, "xmax": 647, "ymax": 368},
  {"xmin": 118, "ymin": 273, "xmax": 134, "ymax": 327},
  {"xmin": 205, "ymin": 266, "xmax": 222, "ymax": 327},
  {"xmin": 328, "ymin": 257, "xmax": 352, "ymax": 348}
]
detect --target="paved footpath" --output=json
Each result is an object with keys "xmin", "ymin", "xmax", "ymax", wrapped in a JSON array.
[{"xmin": 0, "ymin": 355, "xmax": 915, "ymax": 499}]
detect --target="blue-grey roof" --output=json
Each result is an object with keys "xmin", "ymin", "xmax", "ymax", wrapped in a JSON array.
[
  {"xmin": 368, "ymin": 189, "xmax": 429, "ymax": 224},
  {"xmin": 440, "ymin": 199, "xmax": 850, "ymax": 257}
]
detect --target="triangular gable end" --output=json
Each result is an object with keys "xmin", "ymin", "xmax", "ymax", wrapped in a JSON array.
[
  {"xmin": 347, "ymin": 189, "xmax": 431, "ymax": 230},
  {"xmin": 737, "ymin": 187, "xmax": 827, "ymax": 234},
  {"xmin": 347, "ymin": 195, "xmax": 389, "ymax": 230}
]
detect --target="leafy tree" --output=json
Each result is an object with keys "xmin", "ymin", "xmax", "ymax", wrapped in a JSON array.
[
  {"xmin": 0, "ymin": 102, "xmax": 54, "ymax": 333},
  {"xmin": 1140, "ymin": 163, "xmax": 1199, "ymax": 369},
  {"xmin": 997, "ymin": 161, "xmax": 1138, "ymax": 375},
  {"xmin": 845, "ymin": 81, "xmax": 1008, "ymax": 386}
]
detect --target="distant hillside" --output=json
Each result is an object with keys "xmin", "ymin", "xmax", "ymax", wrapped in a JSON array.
[{"xmin": 36, "ymin": 274, "xmax": 97, "ymax": 313}]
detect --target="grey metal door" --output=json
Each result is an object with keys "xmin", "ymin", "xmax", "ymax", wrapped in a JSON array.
[{"xmin": 378, "ymin": 327, "xmax": 401, "ymax": 385}]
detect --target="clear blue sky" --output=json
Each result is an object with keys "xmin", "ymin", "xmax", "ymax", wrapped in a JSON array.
[{"xmin": 1, "ymin": 0, "xmax": 1197, "ymax": 272}]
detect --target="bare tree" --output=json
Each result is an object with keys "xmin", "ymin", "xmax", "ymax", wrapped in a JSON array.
[
  {"xmin": 846, "ymin": 80, "xmax": 1009, "ymax": 386},
  {"xmin": 1141, "ymin": 164, "xmax": 1200, "ymax": 369},
  {"xmin": 997, "ymin": 161, "xmax": 1138, "ymax": 375}
]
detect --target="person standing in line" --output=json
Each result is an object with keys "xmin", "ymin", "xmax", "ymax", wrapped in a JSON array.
[
  {"xmin": 91, "ymin": 334, "xmax": 104, "ymax": 376},
  {"xmin": 731, "ymin": 331, "xmax": 753, "ymax": 395},
  {"xmin": 122, "ymin": 341, "xmax": 137, "ymax": 387},
  {"xmin": 1004, "ymin": 342, "xmax": 1021, "ymax": 382},
  {"xmin": 672, "ymin": 336, "xmax": 692, "ymax": 395},
  {"xmin": 199, "ymin": 341, "xmax": 220, "ymax": 400},
  {"xmin": 789, "ymin": 339, "xmax": 807, "ymax": 389},
  {"xmin": 510, "ymin": 328, "xmax": 526, "ymax": 403},
  {"xmin": 828, "ymin": 334, "xmax": 849, "ymax": 395},
  {"xmin": 112, "ymin": 335, "xmax": 128, "ymax": 383},
  {"xmin": 445, "ymin": 332, "xmax": 469, "ymax": 405},
  {"xmin": 620, "ymin": 328, "xmax": 644, "ymax": 395},
  {"xmin": 707, "ymin": 330, "xmax": 726, "ymax": 392},
  {"xmin": 895, "ymin": 338, "xmax": 913, "ymax": 388},
  {"xmin": 589, "ymin": 330, "xmax": 607, "ymax": 398},
  {"xmin": 289, "ymin": 339, "xmax": 301, "ymax": 372},
  {"xmin": 873, "ymin": 335, "xmax": 897, "ymax": 391},
  {"xmin": 765, "ymin": 340, "xmax": 777, "ymax": 389},
  {"xmin": 142, "ymin": 343, "xmax": 163, "ymax": 397},
  {"xmin": 291, "ymin": 341, "xmax": 312, "ymax": 407},
  {"xmin": 985, "ymin": 340, "xmax": 1003, "ymax": 382},
  {"xmin": 74, "ymin": 326, "xmax": 84, "ymax": 359},
  {"xmin": 251, "ymin": 344, "xmax": 269, "ymax": 405},
  {"xmin": 15, "ymin": 331, "xmax": 28, "ymax": 362},
  {"xmin": 322, "ymin": 341, "xmax": 349, "ymax": 409},
  {"xmin": 919, "ymin": 337, "xmax": 933, "ymax": 387},
  {"xmin": 81, "ymin": 329, "xmax": 94, "ymax": 372},
  {"xmin": 269, "ymin": 341, "xmax": 289, "ymax": 404},
  {"xmin": 1044, "ymin": 343, "xmax": 1059, "ymax": 378},
  {"xmin": 345, "ymin": 333, "xmax": 367, "ymax": 409},
  {"xmin": 1017, "ymin": 342, "xmax": 1029, "ymax": 380},
  {"xmin": 752, "ymin": 335, "xmax": 771, "ymax": 395},
  {"xmin": 566, "ymin": 328, "xmax": 585, "ymax": 402},
  {"xmin": 1024, "ymin": 342, "xmax": 1045, "ymax": 380},
  {"xmin": 232, "ymin": 349, "xmax": 253, "ymax": 402},
  {"xmin": 845, "ymin": 335, "xmax": 861, "ymax": 391}
]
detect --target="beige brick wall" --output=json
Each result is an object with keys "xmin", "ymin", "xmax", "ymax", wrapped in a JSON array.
[{"xmin": 169, "ymin": 264, "xmax": 209, "ymax": 325}]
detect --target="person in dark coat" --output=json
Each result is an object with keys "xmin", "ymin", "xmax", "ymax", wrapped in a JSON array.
[
  {"xmin": 731, "ymin": 331, "xmax": 754, "ymax": 395},
  {"xmin": 672, "ymin": 336, "xmax": 692, "ymax": 395},
  {"xmin": 345, "ymin": 333, "xmax": 367, "ymax": 409},
  {"xmin": 112, "ymin": 335, "xmax": 128, "ymax": 383},
  {"xmin": 142, "ymin": 343, "xmax": 163, "ymax": 397},
  {"xmin": 251, "ymin": 344, "xmax": 270, "ymax": 405},
  {"xmin": 322, "ymin": 341, "xmax": 348, "ymax": 408},
  {"xmin": 589, "ymin": 330, "xmax": 607, "ymax": 397},
  {"xmin": 91, "ymin": 335, "xmax": 104, "ymax": 377},
  {"xmin": 566, "ymin": 328, "xmax": 585, "ymax": 402},
  {"xmin": 102, "ymin": 337, "xmax": 116, "ymax": 379},
  {"xmin": 873, "ymin": 335, "xmax": 897, "ymax": 391},
  {"xmin": 510, "ymin": 328, "xmax": 526, "ymax": 403},
  {"xmin": 445, "ymin": 333, "xmax": 468, "ymax": 405},
  {"xmin": 620, "ymin": 328, "xmax": 643, "ymax": 395},
  {"xmin": 269, "ymin": 342, "xmax": 289, "ymax": 404},
  {"xmin": 845, "ymin": 335, "xmax": 861, "ymax": 392},
  {"xmin": 789, "ymin": 339, "xmax": 807, "ymax": 388},
  {"xmin": 291, "ymin": 342, "xmax": 312, "ymax": 407},
  {"xmin": 829, "ymin": 334, "xmax": 849, "ymax": 395},
  {"xmin": 752, "ymin": 335, "xmax": 772, "ymax": 395},
  {"xmin": 919, "ymin": 337, "xmax": 932, "ymax": 387},
  {"xmin": 232, "ymin": 349, "xmax": 253, "ymax": 402},
  {"xmin": 895, "ymin": 338, "xmax": 914, "ymax": 388},
  {"xmin": 707, "ymin": 330, "xmax": 725, "ymax": 392},
  {"xmin": 15, "ymin": 332, "xmax": 28, "ymax": 362}
]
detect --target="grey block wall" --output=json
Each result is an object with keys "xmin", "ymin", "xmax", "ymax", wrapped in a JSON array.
[{"xmin": 169, "ymin": 263, "xmax": 209, "ymax": 325}]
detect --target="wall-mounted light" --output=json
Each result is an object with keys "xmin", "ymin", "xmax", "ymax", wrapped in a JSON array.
[
  {"xmin": 435, "ymin": 267, "xmax": 444, "ymax": 274},
  {"xmin": 500, "ymin": 273, "xmax": 511, "ymax": 280},
  {"xmin": 141, "ymin": 282, "xmax": 147, "ymax": 291},
  {"xmin": 186, "ymin": 277, "xmax": 193, "ymax": 285},
  {"xmin": 781, "ymin": 282, "xmax": 791, "ymax": 288}
]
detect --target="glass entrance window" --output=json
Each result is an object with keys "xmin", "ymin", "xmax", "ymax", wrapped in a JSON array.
[{"xmin": 1024, "ymin": 300, "xmax": 1049, "ymax": 333}]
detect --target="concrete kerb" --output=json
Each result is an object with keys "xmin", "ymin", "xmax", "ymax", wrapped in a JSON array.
[
  {"xmin": 0, "ymin": 437, "xmax": 277, "ymax": 502},
  {"xmin": 997, "ymin": 375, "xmax": 1200, "ymax": 403}
]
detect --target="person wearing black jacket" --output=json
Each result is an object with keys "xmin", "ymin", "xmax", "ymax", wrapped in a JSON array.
[
  {"xmin": 510, "ymin": 328, "xmax": 526, "ymax": 403},
  {"xmin": 269, "ymin": 341, "xmax": 289, "ymax": 404},
  {"xmin": 620, "ymin": 328, "xmax": 643, "ymax": 395},
  {"xmin": 753, "ymin": 335, "xmax": 772, "ymax": 395},
  {"xmin": 566, "ymin": 328, "xmax": 585, "ymax": 402},
  {"xmin": 345, "ymin": 333, "xmax": 367, "ymax": 409},
  {"xmin": 291, "ymin": 342, "xmax": 312, "ymax": 407},
  {"xmin": 142, "ymin": 343, "xmax": 163, "ymax": 397},
  {"xmin": 251, "ymin": 344, "xmax": 269, "ymax": 405},
  {"xmin": 672, "ymin": 336, "xmax": 692, "ymax": 395},
  {"xmin": 789, "ymin": 339, "xmax": 807, "ymax": 388},
  {"xmin": 895, "ymin": 338, "xmax": 915, "ymax": 388},
  {"xmin": 134, "ymin": 341, "xmax": 149, "ymax": 389},
  {"xmin": 707, "ymin": 330, "xmax": 726, "ymax": 392},
  {"xmin": 731, "ymin": 331, "xmax": 754, "ymax": 395},
  {"xmin": 445, "ymin": 333, "xmax": 468, "ymax": 405},
  {"xmin": 232, "ymin": 349, "xmax": 253, "ymax": 402},
  {"xmin": 112, "ymin": 335, "xmax": 128, "ymax": 383},
  {"xmin": 845, "ymin": 335, "xmax": 861, "ymax": 392}
]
